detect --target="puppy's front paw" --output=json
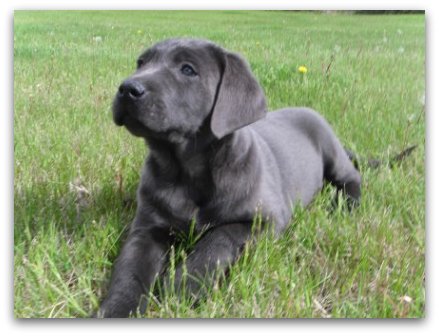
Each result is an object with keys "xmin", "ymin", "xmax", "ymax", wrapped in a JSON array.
[{"xmin": 95, "ymin": 299, "xmax": 133, "ymax": 318}]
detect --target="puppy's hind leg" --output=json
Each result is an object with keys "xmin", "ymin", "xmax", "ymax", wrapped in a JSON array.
[{"xmin": 325, "ymin": 144, "xmax": 362, "ymax": 210}]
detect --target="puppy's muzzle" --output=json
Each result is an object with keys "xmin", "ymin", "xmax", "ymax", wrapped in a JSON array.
[{"xmin": 113, "ymin": 79, "xmax": 146, "ymax": 126}]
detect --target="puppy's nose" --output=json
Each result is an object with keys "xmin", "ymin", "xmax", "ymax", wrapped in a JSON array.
[{"xmin": 117, "ymin": 80, "xmax": 145, "ymax": 100}]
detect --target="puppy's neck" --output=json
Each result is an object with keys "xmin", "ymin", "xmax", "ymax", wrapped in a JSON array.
[
  {"xmin": 146, "ymin": 127, "xmax": 257, "ymax": 210},
  {"xmin": 145, "ymin": 131, "xmax": 215, "ymax": 179},
  {"xmin": 147, "ymin": 125, "xmax": 249, "ymax": 172}
]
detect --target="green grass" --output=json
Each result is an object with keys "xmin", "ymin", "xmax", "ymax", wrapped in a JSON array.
[{"xmin": 13, "ymin": 10, "xmax": 425, "ymax": 318}]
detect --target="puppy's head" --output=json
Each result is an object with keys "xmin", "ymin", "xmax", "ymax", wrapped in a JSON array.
[{"xmin": 113, "ymin": 38, "xmax": 266, "ymax": 142}]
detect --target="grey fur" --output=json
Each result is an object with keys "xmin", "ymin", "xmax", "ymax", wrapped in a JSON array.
[{"xmin": 97, "ymin": 38, "xmax": 361, "ymax": 317}]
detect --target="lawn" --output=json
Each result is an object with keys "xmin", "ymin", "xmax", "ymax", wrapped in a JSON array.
[{"xmin": 13, "ymin": 10, "xmax": 425, "ymax": 318}]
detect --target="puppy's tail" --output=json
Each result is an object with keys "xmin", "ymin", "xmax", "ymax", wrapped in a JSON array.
[{"xmin": 345, "ymin": 145, "xmax": 417, "ymax": 170}]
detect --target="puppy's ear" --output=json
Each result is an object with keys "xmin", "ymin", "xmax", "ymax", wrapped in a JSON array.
[{"xmin": 210, "ymin": 51, "xmax": 267, "ymax": 139}]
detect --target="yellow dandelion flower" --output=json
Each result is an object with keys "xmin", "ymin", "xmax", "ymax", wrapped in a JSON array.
[{"xmin": 298, "ymin": 65, "xmax": 308, "ymax": 74}]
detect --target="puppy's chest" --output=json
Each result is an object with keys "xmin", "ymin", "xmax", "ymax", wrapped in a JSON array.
[
  {"xmin": 181, "ymin": 154, "xmax": 206, "ymax": 179},
  {"xmin": 180, "ymin": 155, "xmax": 213, "ymax": 207}
]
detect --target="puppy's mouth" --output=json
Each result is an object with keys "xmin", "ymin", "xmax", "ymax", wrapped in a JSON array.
[
  {"xmin": 112, "ymin": 99, "xmax": 150, "ymax": 133},
  {"xmin": 113, "ymin": 105, "xmax": 187, "ymax": 142},
  {"xmin": 119, "ymin": 114, "xmax": 151, "ymax": 137},
  {"xmin": 113, "ymin": 110, "xmax": 126, "ymax": 127}
]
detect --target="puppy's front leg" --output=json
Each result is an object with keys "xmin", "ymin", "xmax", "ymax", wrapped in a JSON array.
[
  {"xmin": 98, "ymin": 225, "xmax": 168, "ymax": 318},
  {"xmin": 169, "ymin": 222, "xmax": 252, "ymax": 299}
]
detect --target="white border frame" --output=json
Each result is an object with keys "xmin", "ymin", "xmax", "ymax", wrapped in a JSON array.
[{"xmin": 2, "ymin": 1, "xmax": 436, "ymax": 335}]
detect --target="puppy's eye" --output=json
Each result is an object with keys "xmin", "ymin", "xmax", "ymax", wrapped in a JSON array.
[
  {"xmin": 137, "ymin": 59, "xmax": 144, "ymax": 69},
  {"xmin": 180, "ymin": 64, "xmax": 197, "ymax": 77}
]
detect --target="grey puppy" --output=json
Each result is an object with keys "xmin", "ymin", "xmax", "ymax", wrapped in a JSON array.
[{"xmin": 97, "ymin": 38, "xmax": 361, "ymax": 317}]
